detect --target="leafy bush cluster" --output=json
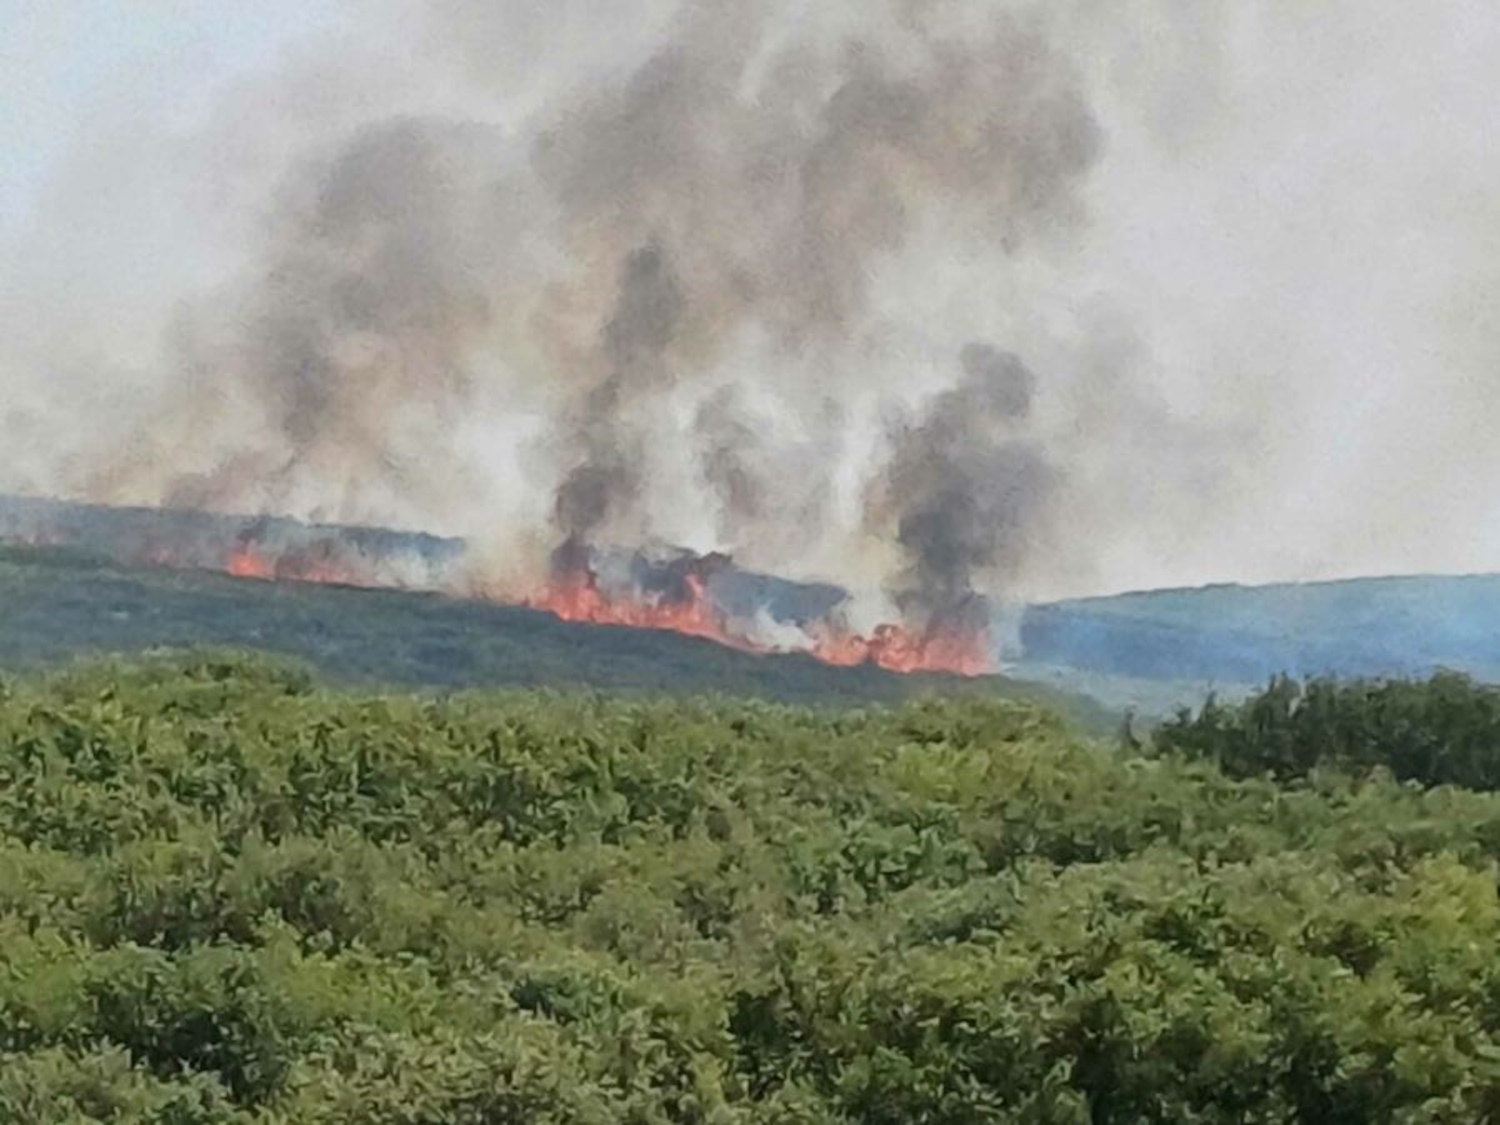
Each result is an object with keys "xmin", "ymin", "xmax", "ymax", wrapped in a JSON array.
[
  {"xmin": 1157, "ymin": 670, "xmax": 1500, "ymax": 789},
  {"xmin": 4, "ymin": 654, "xmax": 1500, "ymax": 1120}
]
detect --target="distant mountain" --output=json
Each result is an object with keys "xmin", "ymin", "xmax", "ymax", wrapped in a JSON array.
[{"xmin": 1009, "ymin": 574, "xmax": 1500, "ymax": 713}]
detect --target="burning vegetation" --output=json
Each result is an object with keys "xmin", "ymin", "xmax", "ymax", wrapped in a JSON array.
[
  {"xmin": 0, "ymin": 4, "xmax": 1111, "ymax": 676},
  {"xmin": 534, "ymin": 537, "xmax": 995, "ymax": 674},
  {"xmin": 0, "ymin": 494, "xmax": 461, "ymax": 595},
  {"xmin": 0, "ymin": 494, "xmax": 995, "ymax": 676},
  {"xmin": 531, "ymin": 539, "xmax": 738, "ymax": 649}
]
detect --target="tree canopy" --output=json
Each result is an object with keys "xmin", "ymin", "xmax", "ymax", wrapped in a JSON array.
[{"xmin": 1, "ymin": 654, "xmax": 1500, "ymax": 1120}]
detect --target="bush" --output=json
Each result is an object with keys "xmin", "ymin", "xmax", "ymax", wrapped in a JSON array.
[
  {"xmin": 1156, "ymin": 670, "xmax": 1500, "ymax": 789},
  {"xmin": 0, "ymin": 656, "xmax": 1499, "ymax": 1118}
]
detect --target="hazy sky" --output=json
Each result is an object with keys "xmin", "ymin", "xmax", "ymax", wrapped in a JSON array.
[
  {"xmin": 0, "ymin": 3, "xmax": 349, "ymax": 234},
  {"xmin": 5, "ymin": 1, "xmax": 1500, "ymax": 603}
]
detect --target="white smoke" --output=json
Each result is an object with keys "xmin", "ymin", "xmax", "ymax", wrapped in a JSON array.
[{"xmin": 4, "ymin": 0, "xmax": 1500, "ymax": 607}]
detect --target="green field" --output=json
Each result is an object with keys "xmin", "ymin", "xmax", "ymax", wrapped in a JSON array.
[{"xmin": 3, "ymin": 654, "xmax": 1500, "ymax": 1120}]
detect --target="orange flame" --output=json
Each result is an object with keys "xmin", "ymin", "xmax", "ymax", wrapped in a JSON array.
[
  {"xmin": 3, "ymin": 514, "xmax": 994, "ymax": 678},
  {"xmin": 226, "ymin": 544, "xmax": 274, "ymax": 579},
  {"xmin": 811, "ymin": 621, "xmax": 994, "ymax": 676},
  {"xmin": 224, "ymin": 541, "xmax": 368, "ymax": 586},
  {"xmin": 527, "ymin": 563, "xmax": 994, "ymax": 676},
  {"xmin": 217, "ymin": 543, "xmax": 996, "ymax": 677},
  {"xmin": 529, "ymin": 570, "xmax": 754, "ymax": 650}
]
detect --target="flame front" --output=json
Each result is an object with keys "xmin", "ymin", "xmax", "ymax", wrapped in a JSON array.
[
  {"xmin": 530, "ymin": 556, "xmax": 994, "ymax": 675},
  {"xmin": 226, "ymin": 544, "xmax": 273, "ymax": 579},
  {"xmin": 529, "ymin": 566, "xmax": 755, "ymax": 650},
  {"xmin": 811, "ymin": 622, "xmax": 994, "ymax": 676},
  {"xmin": 0, "ymin": 495, "xmax": 995, "ymax": 678}
]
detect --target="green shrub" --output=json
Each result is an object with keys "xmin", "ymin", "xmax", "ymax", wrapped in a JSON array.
[
  {"xmin": 1157, "ymin": 670, "xmax": 1500, "ymax": 789},
  {"xmin": 0, "ymin": 655, "xmax": 1499, "ymax": 1119}
]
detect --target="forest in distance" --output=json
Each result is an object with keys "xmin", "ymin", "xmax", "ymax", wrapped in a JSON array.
[{"xmin": 1, "ymin": 652, "xmax": 1500, "ymax": 1120}]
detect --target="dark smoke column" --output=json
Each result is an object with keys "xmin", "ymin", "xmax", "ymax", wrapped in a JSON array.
[
  {"xmin": 551, "ymin": 242, "xmax": 684, "ymax": 577},
  {"xmin": 869, "ymin": 344, "xmax": 1056, "ymax": 642},
  {"xmin": 532, "ymin": 7, "xmax": 1101, "ymax": 576}
]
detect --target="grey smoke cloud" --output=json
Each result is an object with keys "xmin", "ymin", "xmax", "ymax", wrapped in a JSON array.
[
  {"xmin": 76, "ymin": 112, "xmax": 537, "ymax": 531},
  {"xmin": 552, "ymin": 242, "xmax": 683, "ymax": 548},
  {"xmin": 694, "ymin": 385, "xmax": 768, "ymax": 531},
  {"xmin": 530, "ymin": 1, "xmax": 1099, "ymax": 564},
  {"xmin": 868, "ymin": 344, "xmax": 1055, "ymax": 628},
  {"xmin": 6, "ymin": 0, "xmax": 1500, "ymax": 608}
]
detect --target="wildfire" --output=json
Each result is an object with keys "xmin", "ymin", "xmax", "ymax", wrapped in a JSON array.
[
  {"xmin": 811, "ymin": 622, "xmax": 994, "ymax": 676},
  {"xmin": 226, "ymin": 544, "xmax": 273, "ymax": 579},
  {"xmin": 529, "ymin": 567, "xmax": 756, "ymax": 650},
  {"xmin": 225, "ymin": 539, "xmax": 371, "ymax": 586},
  {"xmin": 0, "ymin": 494, "xmax": 996, "ymax": 678},
  {"xmin": 528, "ymin": 553, "xmax": 994, "ymax": 676}
]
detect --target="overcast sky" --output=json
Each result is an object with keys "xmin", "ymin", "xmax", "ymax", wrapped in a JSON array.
[{"xmin": 0, "ymin": 3, "xmax": 353, "ymax": 234}]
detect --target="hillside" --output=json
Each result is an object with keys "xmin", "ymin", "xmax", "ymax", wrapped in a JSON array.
[
  {"xmin": 0, "ymin": 545, "xmax": 1105, "ymax": 725},
  {"xmin": 12, "ymin": 531, "xmax": 1500, "ymax": 723},
  {"xmin": 1010, "ymin": 573, "xmax": 1500, "ymax": 712},
  {"xmin": 4, "ymin": 656, "xmax": 1500, "ymax": 1119}
]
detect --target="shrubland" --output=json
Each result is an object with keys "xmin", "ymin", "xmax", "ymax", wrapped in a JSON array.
[
  {"xmin": 1, "ymin": 653, "xmax": 1500, "ymax": 1120},
  {"xmin": 1157, "ymin": 670, "xmax": 1500, "ymax": 790}
]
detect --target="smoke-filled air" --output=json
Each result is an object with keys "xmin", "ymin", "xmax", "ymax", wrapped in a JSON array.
[{"xmin": 4, "ymin": 0, "xmax": 1500, "ymax": 672}]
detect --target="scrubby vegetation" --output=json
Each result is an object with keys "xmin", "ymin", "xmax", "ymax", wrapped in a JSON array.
[
  {"xmin": 4, "ymin": 654, "xmax": 1500, "ymax": 1120},
  {"xmin": 1157, "ymin": 670, "xmax": 1500, "ymax": 790}
]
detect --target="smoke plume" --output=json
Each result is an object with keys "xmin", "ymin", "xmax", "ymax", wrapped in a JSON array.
[
  {"xmin": 694, "ymin": 386, "xmax": 768, "ymax": 532},
  {"xmin": 8, "ymin": 0, "xmax": 1500, "ymax": 621},
  {"xmin": 869, "ymin": 344, "xmax": 1055, "ymax": 632},
  {"xmin": 80, "ymin": 115, "xmax": 527, "ymax": 532},
  {"xmin": 530, "ymin": 2, "xmax": 1100, "ymax": 569}
]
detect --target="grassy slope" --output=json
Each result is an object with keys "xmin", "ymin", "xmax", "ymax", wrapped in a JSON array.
[{"xmin": 0, "ymin": 545, "xmax": 1109, "ymax": 727}]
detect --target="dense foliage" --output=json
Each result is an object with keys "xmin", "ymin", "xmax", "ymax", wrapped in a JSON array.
[
  {"xmin": 4, "ymin": 655, "xmax": 1500, "ymax": 1120},
  {"xmin": 1157, "ymin": 671, "xmax": 1500, "ymax": 789}
]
